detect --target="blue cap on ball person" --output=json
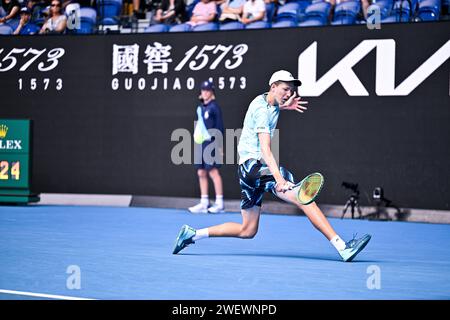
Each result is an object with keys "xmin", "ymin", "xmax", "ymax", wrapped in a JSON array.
[
  {"xmin": 200, "ymin": 80, "xmax": 215, "ymax": 91},
  {"xmin": 20, "ymin": 7, "xmax": 32, "ymax": 15}
]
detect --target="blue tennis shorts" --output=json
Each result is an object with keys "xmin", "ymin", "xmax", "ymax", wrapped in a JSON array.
[{"xmin": 238, "ymin": 159, "xmax": 295, "ymax": 210}]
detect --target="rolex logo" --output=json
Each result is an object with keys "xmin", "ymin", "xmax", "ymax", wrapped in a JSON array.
[{"xmin": 0, "ymin": 124, "xmax": 8, "ymax": 139}]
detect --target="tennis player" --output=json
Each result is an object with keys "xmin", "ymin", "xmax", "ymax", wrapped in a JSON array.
[{"xmin": 173, "ymin": 70, "xmax": 371, "ymax": 262}]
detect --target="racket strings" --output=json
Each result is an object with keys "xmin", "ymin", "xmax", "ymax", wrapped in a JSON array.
[{"xmin": 298, "ymin": 174, "xmax": 323, "ymax": 204}]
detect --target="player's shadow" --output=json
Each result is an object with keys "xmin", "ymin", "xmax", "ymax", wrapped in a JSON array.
[{"xmin": 182, "ymin": 252, "xmax": 377, "ymax": 263}]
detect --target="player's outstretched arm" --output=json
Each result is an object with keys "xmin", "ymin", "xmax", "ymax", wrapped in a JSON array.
[{"xmin": 258, "ymin": 132, "xmax": 294, "ymax": 193}]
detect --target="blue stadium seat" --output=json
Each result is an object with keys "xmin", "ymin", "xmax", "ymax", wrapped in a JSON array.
[
  {"xmin": 78, "ymin": 7, "xmax": 97, "ymax": 34},
  {"xmin": 6, "ymin": 18, "xmax": 20, "ymax": 31},
  {"xmin": 298, "ymin": 16, "xmax": 327, "ymax": 25},
  {"xmin": 296, "ymin": 0, "xmax": 313, "ymax": 22},
  {"xmin": 381, "ymin": 0, "xmax": 412, "ymax": 22},
  {"xmin": 0, "ymin": 24, "xmax": 13, "ymax": 35},
  {"xmin": 145, "ymin": 24, "xmax": 170, "ymax": 33},
  {"xmin": 368, "ymin": 0, "xmax": 394, "ymax": 20},
  {"xmin": 192, "ymin": 22, "xmax": 219, "ymax": 31},
  {"xmin": 245, "ymin": 21, "xmax": 271, "ymax": 29},
  {"xmin": 169, "ymin": 23, "xmax": 192, "ymax": 32},
  {"xmin": 97, "ymin": 0, "xmax": 122, "ymax": 25},
  {"xmin": 416, "ymin": 0, "xmax": 441, "ymax": 20},
  {"xmin": 300, "ymin": 0, "xmax": 331, "ymax": 25},
  {"xmin": 272, "ymin": 19, "xmax": 298, "ymax": 27},
  {"xmin": 219, "ymin": 21, "xmax": 245, "ymax": 30},
  {"xmin": 332, "ymin": 0, "xmax": 361, "ymax": 25},
  {"xmin": 275, "ymin": 2, "xmax": 301, "ymax": 23}
]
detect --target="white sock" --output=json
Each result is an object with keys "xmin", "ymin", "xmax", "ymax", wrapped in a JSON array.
[
  {"xmin": 200, "ymin": 195, "xmax": 209, "ymax": 208},
  {"xmin": 215, "ymin": 195, "xmax": 224, "ymax": 208},
  {"xmin": 330, "ymin": 235, "xmax": 346, "ymax": 252},
  {"xmin": 193, "ymin": 228, "xmax": 209, "ymax": 241}
]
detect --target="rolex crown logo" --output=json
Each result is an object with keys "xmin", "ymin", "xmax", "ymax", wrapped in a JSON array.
[{"xmin": 0, "ymin": 124, "xmax": 8, "ymax": 139}]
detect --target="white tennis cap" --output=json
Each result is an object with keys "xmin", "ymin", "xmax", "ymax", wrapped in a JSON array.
[{"xmin": 268, "ymin": 70, "xmax": 302, "ymax": 87}]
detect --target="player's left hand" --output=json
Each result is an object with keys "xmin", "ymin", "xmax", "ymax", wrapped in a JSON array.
[{"xmin": 280, "ymin": 91, "xmax": 308, "ymax": 113}]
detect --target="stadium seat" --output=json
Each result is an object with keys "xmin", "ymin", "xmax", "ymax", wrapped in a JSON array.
[
  {"xmin": 192, "ymin": 22, "xmax": 219, "ymax": 31},
  {"xmin": 296, "ymin": 0, "xmax": 313, "ymax": 22},
  {"xmin": 272, "ymin": 19, "xmax": 298, "ymax": 28},
  {"xmin": 332, "ymin": 0, "xmax": 361, "ymax": 25},
  {"xmin": 169, "ymin": 23, "xmax": 192, "ymax": 32},
  {"xmin": 298, "ymin": 16, "xmax": 327, "ymax": 25},
  {"xmin": 275, "ymin": 2, "xmax": 301, "ymax": 23},
  {"xmin": 145, "ymin": 24, "xmax": 170, "ymax": 33},
  {"xmin": 4, "ymin": 18, "xmax": 19, "ymax": 32},
  {"xmin": 245, "ymin": 21, "xmax": 270, "ymax": 29},
  {"xmin": 416, "ymin": 0, "xmax": 441, "ymax": 21},
  {"xmin": 381, "ymin": 0, "xmax": 412, "ymax": 22},
  {"xmin": 97, "ymin": 0, "xmax": 122, "ymax": 25},
  {"xmin": 219, "ymin": 21, "xmax": 245, "ymax": 30},
  {"xmin": 300, "ymin": 0, "xmax": 331, "ymax": 25},
  {"xmin": 0, "ymin": 24, "xmax": 13, "ymax": 35},
  {"xmin": 368, "ymin": 0, "xmax": 394, "ymax": 20},
  {"xmin": 78, "ymin": 7, "xmax": 97, "ymax": 34}
]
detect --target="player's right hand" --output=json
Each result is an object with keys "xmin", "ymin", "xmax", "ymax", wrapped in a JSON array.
[{"xmin": 276, "ymin": 180, "xmax": 295, "ymax": 193}]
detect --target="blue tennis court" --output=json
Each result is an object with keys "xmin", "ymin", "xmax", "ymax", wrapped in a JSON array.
[{"xmin": 1, "ymin": 205, "xmax": 449, "ymax": 300}]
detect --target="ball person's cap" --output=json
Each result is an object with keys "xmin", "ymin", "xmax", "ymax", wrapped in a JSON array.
[
  {"xmin": 20, "ymin": 7, "xmax": 32, "ymax": 14},
  {"xmin": 200, "ymin": 80, "xmax": 215, "ymax": 91},
  {"xmin": 269, "ymin": 70, "xmax": 302, "ymax": 87}
]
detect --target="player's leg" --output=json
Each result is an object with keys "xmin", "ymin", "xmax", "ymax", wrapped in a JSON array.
[
  {"xmin": 188, "ymin": 169, "xmax": 209, "ymax": 213},
  {"xmin": 172, "ymin": 206, "xmax": 261, "ymax": 254},
  {"xmin": 207, "ymin": 168, "xmax": 224, "ymax": 213},
  {"xmin": 274, "ymin": 189, "xmax": 336, "ymax": 240},
  {"xmin": 173, "ymin": 160, "xmax": 265, "ymax": 254},
  {"xmin": 275, "ymin": 187, "xmax": 371, "ymax": 261},
  {"xmin": 208, "ymin": 206, "xmax": 260, "ymax": 238},
  {"xmin": 271, "ymin": 168, "xmax": 371, "ymax": 262}
]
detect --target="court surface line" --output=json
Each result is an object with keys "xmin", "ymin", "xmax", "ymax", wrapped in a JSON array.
[{"xmin": 0, "ymin": 289, "xmax": 96, "ymax": 300}]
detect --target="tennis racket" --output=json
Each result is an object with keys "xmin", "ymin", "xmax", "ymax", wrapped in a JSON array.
[{"xmin": 290, "ymin": 172, "xmax": 324, "ymax": 205}]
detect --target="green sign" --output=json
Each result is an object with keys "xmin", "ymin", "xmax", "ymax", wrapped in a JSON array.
[{"xmin": 0, "ymin": 119, "xmax": 39, "ymax": 203}]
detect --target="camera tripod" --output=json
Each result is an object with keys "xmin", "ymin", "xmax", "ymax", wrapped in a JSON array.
[{"xmin": 341, "ymin": 192, "xmax": 362, "ymax": 219}]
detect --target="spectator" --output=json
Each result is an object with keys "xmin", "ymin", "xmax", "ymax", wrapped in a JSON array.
[
  {"xmin": 187, "ymin": 0, "xmax": 217, "ymax": 27},
  {"xmin": 154, "ymin": 0, "xmax": 186, "ymax": 24},
  {"xmin": 264, "ymin": 0, "xmax": 278, "ymax": 22},
  {"xmin": 13, "ymin": 6, "xmax": 40, "ymax": 34},
  {"xmin": 361, "ymin": 0, "xmax": 371, "ymax": 19},
  {"xmin": 0, "ymin": 0, "xmax": 20, "ymax": 25},
  {"xmin": 241, "ymin": 0, "xmax": 265, "ymax": 25},
  {"xmin": 39, "ymin": 0, "xmax": 67, "ymax": 34},
  {"xmin": 218, "ymin": 0, "xmax": 245, "ymax": 23},
  {"xmin": 133, "ymin": 0, "xmax": 144, "ymax": 17}
]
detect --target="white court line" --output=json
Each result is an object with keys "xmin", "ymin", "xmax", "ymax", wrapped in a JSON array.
[{"xmin": 0, "ymin": 289, "xmax": 96, "ymax": 300}]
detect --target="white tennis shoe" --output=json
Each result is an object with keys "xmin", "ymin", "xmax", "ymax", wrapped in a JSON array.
[
  {"xmin": 208, "ymin": 204, "xmax": 225, "ymax": 213},
  {"xmin": 188, "ymin": 203, "xmax": 208, "ymax": 214}
]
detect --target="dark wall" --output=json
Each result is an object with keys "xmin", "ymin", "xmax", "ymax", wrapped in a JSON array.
[{"xmin": 0, "ymin": 22, "xmax": 449, "ymax": 210}]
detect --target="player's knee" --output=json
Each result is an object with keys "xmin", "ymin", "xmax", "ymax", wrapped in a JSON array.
[{"xmin": 239, "ymin": 226, "xmax": 258, "ymax": 239}]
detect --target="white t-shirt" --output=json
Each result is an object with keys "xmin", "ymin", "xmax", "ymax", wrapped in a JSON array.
[
  {"xmin": 43, "ymin": 15, "xmax": 67, "ymax": 33},
  {"xmin": 243, "ymin": 0, "xmax": 266, "ymax": 20}
]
